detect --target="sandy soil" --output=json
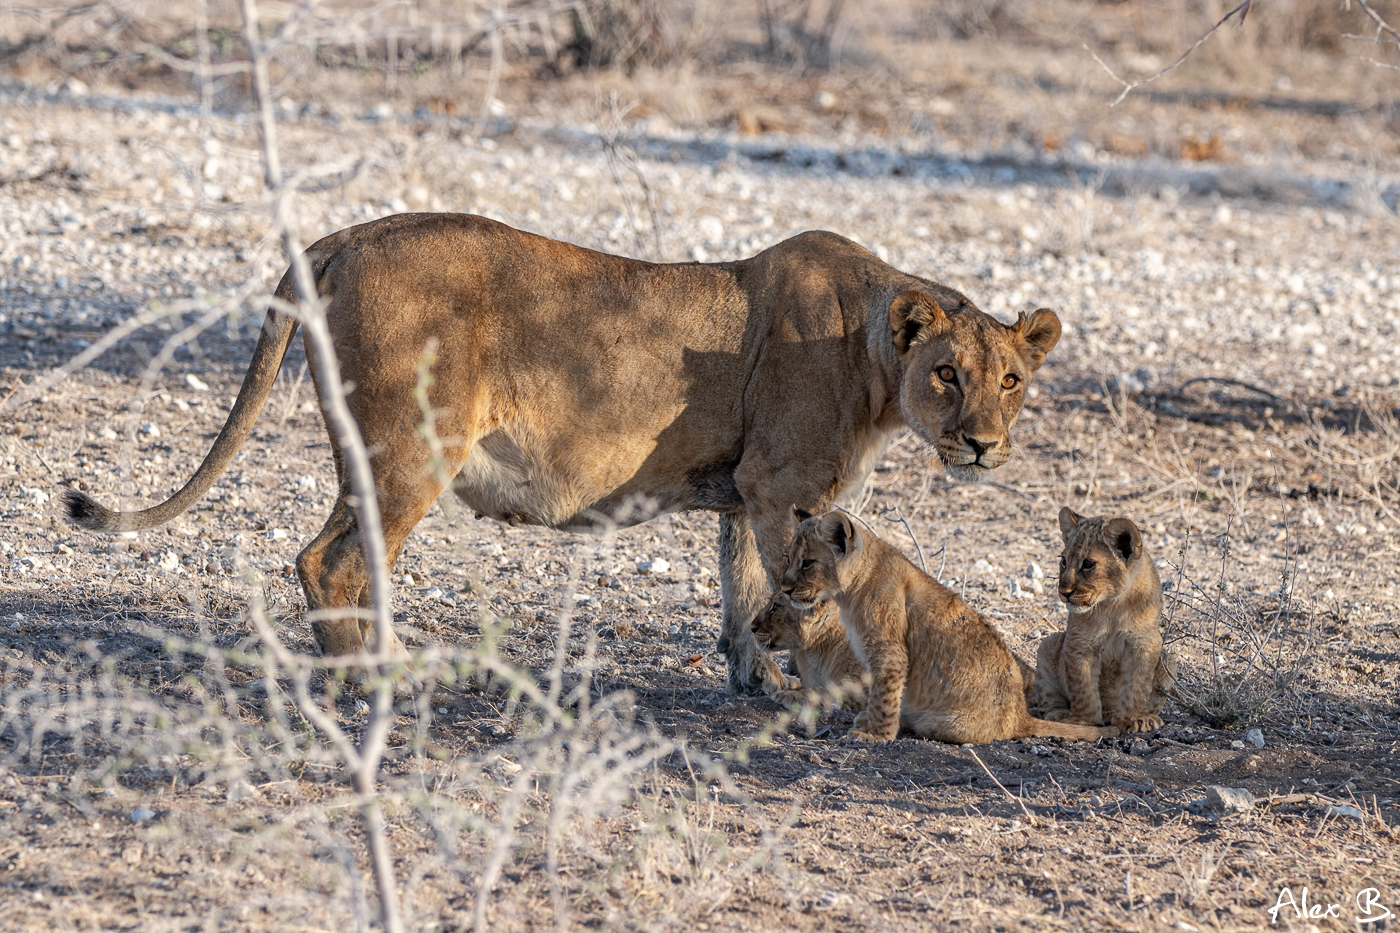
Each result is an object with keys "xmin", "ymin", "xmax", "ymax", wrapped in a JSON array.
[{"xmin": 1, "ymin": 31, "xmax": 1398, "ymax": 933}]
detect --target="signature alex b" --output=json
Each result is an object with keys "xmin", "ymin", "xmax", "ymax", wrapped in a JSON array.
[{"xmin": 1269, "ymin": 887, "xmax": 1394, "ymax": 925}]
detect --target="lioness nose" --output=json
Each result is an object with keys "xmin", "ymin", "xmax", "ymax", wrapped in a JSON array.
[{"xmin": 964, "ymin": 434, "xmax": 997, "ymax": 458}]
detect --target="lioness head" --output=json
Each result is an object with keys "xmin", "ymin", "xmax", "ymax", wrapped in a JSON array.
[
  {"xmin": 751, "ymin": 595, "xmax": 826, "ymax": 651},
  {"xmin": 779, "ymin": 509, "xmax": 862, "ymax": 608},
  {"xmin": 1057, "ymin": 506, "xmax": 1144, "ymax": 610},
  {"xmin": 889, "ymin": 290, "xmax": 1060, "ymax": 483}
]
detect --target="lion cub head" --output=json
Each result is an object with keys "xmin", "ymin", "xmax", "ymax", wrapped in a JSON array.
[
  {"xmin": 779, "ymin": 509, "xmax": 863, "ymax": 608},
  {"xmin": 889, "ymin": 290, "xmax": 1060, "ymax": 483},
  {"xmin": 752, "ymin": 595, "xmax": 824, "ymax": 651},
  {"xmin": 1057, "ymin": 507, "xmax": 1146, "ymax": 610}
]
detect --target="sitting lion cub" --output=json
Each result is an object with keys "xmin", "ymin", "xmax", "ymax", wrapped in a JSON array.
[
  {"xmin": 1028, "ymin": 507, "xmax": 1172, "ymax": 733},
  {"xmin": 778, "ymin": 509, "xmax": 1119, "ymax": 744},
  {"xmin": 751, "ymin": 598, "xmax": 870, "ymax": 709}
]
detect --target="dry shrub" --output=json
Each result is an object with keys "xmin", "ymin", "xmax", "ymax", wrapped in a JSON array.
[{"xmin": 1160, "ymin": 521, "xmax": 1316, "ymax": 728}]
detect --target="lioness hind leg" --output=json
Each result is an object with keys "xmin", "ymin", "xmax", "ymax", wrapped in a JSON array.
[
  {"xmin": 297, "ymin": 466, "xmax": 448, "ymax": 661},
  {"xmin": 716, "ymin": 512, "xmax": 787, "ymax": 696}
]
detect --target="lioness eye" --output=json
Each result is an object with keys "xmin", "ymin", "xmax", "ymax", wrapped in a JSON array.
[
  {"xmin": 1059, "ymin": 557, "xmax": 1066, "ymax": 569},
  {"xmin": 801, "ymin": 559, "xmax": 815, "ymax": 570},
  {"xmin": 1081, "ymin": 559, "xmax": 1096, "ymax": 571},
  {"xmin": 1001, "ymin": 374, "xmax": 1019, "ymax": 389},
  {"xmin": 936, "ymin": 365, "xmax": 957, "ymax": 384}
]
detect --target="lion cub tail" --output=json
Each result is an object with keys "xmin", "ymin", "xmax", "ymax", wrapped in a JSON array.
[{"xmin": 1019, "ymin": 714, "xmax": 1120, "ymax": 742}]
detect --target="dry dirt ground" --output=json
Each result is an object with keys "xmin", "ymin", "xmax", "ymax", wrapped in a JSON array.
[{"xmin": 1, "ymin": 31, "xmax": 1399, "ymax": 933}]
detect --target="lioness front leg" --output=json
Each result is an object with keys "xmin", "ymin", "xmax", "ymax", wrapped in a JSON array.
[{"xmin": 716, "ymin": 512, "xmax": 789, "ymax": 695}]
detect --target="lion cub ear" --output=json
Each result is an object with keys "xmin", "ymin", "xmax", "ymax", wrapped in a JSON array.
[
  {"xmin": 1058, "ymin": 506, "xmax": 1084, "ymax": 539},
  {"xmin": 889, "ymin": 290, "xmax": 950, "ymax": 355},
  {"xmin": 820, "ymin": 511, "xmax": 860, "ymax": 559},
  {"xmin": 1012, "ymin": 308, "xmax": 1061, "ymax": 371},
  {"xmin": 1103, "ymin": 518, "xmax": 1142, "ymax": 562},
  {"xmin": 791, "ymin": 506, "xmax": 814, "ymax": 528}
]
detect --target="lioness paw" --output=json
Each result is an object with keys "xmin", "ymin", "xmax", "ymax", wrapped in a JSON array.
[{"xmin": 846, "ymin": 729, "xmax": 884, "ymax": 744}]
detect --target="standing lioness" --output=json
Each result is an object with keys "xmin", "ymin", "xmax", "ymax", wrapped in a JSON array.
[{"xmin": 64, "ymin": 214, "xmax": 1060, "ymax": 693}]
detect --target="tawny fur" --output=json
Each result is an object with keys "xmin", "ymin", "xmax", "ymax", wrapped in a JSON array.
[
  {"xmin": 1027, "ymin": 507, "xmax": 1173, "ymax": 734},
  {"xmin": 61, "ymin": 214, "xmax": 1061, "ymax": 691},
  {"xmin": 779, "ymin": 510, "xmax": 1119, "ymax": 744},
  {"xmin": 751, "ymin": 598, "xmax": 870, "ymax": 709}
]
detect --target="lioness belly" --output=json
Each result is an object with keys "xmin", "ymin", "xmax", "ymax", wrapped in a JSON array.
[{"xmin": 451, "ymin": 427, "xmax": 719, "ymax": 531}]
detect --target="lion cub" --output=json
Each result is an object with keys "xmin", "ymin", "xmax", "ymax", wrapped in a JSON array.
[
  {"xmin": 751, "ymin": 598, "xmax": 870, "ymax": 709},
  {"xmin": 1028, "ymin": 507, "xmax": 1171, "ymax": 733},
  {"xmin": 778, "ymin": 509, "xmax": 1119, "ymax": 744}
]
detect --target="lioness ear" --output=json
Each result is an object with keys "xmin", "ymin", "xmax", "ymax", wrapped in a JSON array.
[
  {"xmin": 889, "ymin": 290, "xmax": 950, "ymax": 355},
  {"xmin": 1058, "ymin": 506, "xmax": 1083, "ymax": 539},
  {"xmin": 821, "ymin": 511, "xmax": 858, "ymax": 559},
  {"xmin": 1012, "ymin": 308, "xmax": 1061, "ymax": 371},
  {"xmin": 1104, "ymin": 518, "xmax": 1142, "ymax": 562}
]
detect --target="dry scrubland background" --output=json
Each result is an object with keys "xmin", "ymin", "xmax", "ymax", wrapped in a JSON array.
[{"xmin": 1, "ymin": 1, "xmax": 1399, "ymax": 931}]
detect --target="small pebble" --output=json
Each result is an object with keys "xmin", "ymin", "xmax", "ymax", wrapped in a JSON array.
[
  {"xmin": 130, "ymin": 807, "xmax": 156, "ymax": 823},
  {"xmin": 1243, "ymin": 728, "xmax": 1265, "ymax": 748}
]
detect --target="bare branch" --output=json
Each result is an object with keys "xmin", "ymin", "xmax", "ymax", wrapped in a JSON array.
[{"xmin": 1085, "ymin": 0, "xmax": 1255, "ymax": 106}]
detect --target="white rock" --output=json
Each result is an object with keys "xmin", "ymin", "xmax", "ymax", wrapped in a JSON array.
[
  {"xmin": 698, "ymin": 216, "xmax": 724, "ymax": 245},
  {"xmin": 20, "ymin": 486, "xmax": 49, "ymax": 506},
  {"xmin": 295, "ymin": 475, "xmax": 317, "ymax": 492},
  {"xmin": 1243, "ymin": 728, "xmax": 1265, "ymax": 748},
  {"xmin": 1324, "ymin": 804, "xmax": 1365, "ymax": 822},
  {"xmin": 130, "ymin": 807, "xmax": 156, "ymax": 823},
  {"xmin": 184, "ymin": 373, "xmax": 209, "ymax": 391},
  {"xmin": 637, "ymin": 558, "xmax": 670, "ymax": 575},
  {"xmin": 157, "ymin": 550, "xmax": 180, "ymax": 572},
  {"xmin": 139, "ymin": 422, "xmax": 160, "ymax": 438},
  {"xmin": 1026, "ymin": 562, "xmax": 1044, "ymax": 580},
  {"xmin": 973, "ymin": 559, "xmax": 995, "ymax": 573},
  {"xmin": 1201, "ymin": 785, "xmax": 1254, "ymax": 817},
  {"xmin": 267, "ymin": 528, "xmax": 289, "ymax": 541}
]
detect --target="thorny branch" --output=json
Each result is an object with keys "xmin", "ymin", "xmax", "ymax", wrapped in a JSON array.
[{"xmin": 238, "ymin": 0, "xmax": 403, "ymax": 929}]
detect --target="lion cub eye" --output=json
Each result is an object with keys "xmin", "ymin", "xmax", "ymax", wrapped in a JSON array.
[
  {"xmin": 936, "ymin": 365, "xmax": 958, "ymax": 385},
  {"xmin": 1080, "ymin": 558, "xmax": 1097, "ymax": 571},
  {"xmin": 801, "ymin": 559, "xmax": 816, "ymax": 570},
  {"xmin": 1001, "ymin": 373, "xmax": 1020, "ymax": 390},
  {"xmin": 1059, "ymin": 557, "xmax": 1066, "ymax": 570}
]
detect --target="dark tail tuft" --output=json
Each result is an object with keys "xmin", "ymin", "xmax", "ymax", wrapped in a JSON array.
[{"xmin": 62, "ymin": 486, "xmax": 119, "ymax": 532}]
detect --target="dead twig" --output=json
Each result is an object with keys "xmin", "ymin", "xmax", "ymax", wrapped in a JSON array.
[
  {"xmin": 967, "ymin": 748, "xmax": 1037, "ymax": 827},
  {"xmin": 1085, "ymin": 0, "xmax": 1255, "ymax": 106}
]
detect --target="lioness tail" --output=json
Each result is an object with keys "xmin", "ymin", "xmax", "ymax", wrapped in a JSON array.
[{"xmin": 63, "ymin": 273, "xmax": 306, "ymax": 533}]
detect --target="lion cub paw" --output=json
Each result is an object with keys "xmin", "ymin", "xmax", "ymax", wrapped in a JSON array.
[
  {"xmin": 773, "ymin": 686, "xmax": 809, "ymax": 705},
  {"xmin": 1114, "ymin": 713, "xmax": 1163, "ymax": 734}
]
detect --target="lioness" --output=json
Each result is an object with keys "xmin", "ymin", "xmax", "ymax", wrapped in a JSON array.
[
  {"xmin": 1028, "ymin": 507, "xmax": 1173, "ymax": 733},
  {"xmin": 63, "ymin": 214, "xmax": 1060, "ymax": 693},
  {"xmin": 779, "ymin": 509, "xmax": 1118, "ymax": 744}
]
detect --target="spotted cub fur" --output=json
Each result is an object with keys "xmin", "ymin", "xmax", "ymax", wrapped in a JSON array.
[
  {"xmin": 751, "ymin": 598, "xmax": 870, "ymax": 708},
  {"xmin": 1028, "ymin": 507, "xmax": 1173, "ymax": 733},
  {"xmin": 777, "ymin": 509, "xmax": 1119, "ymax": 744}
]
